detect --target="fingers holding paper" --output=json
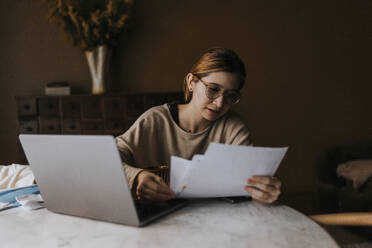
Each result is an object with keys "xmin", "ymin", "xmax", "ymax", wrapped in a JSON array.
[
  {"xmin": 244, "ymin": 175, "xmax": 281, "ymax": 203},
  {"xmin": 136, "ymin": 171, "xmax": 175, "ymax": 201}
]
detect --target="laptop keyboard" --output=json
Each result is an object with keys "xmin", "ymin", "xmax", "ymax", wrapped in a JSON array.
[{"xmin": 135, "ymin": 199, "xmax": 187, "ymax": 221}]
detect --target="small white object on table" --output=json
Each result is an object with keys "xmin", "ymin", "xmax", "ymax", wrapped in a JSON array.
[{"xmin": 0, "ymin": 199, "xmax": 338, "ymax": 248}]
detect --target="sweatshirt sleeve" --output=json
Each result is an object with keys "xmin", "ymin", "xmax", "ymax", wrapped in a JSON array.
[
  {"xmin": 115, "ymin": 112, "xmax": 152, "ymax": 190},
  {"xmin": 116, "ymin": 134, "xmax": 144, "ymax": 190},
  {"xmin": 224, "ymin": 113, "xmax": 252, "ymax": 146},
  {"xmin": 115, "ymin": 105, "xmax": 170, "ymax": 190}
]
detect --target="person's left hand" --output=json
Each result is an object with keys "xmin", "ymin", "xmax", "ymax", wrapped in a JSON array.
[{"xmin": 244, "ymin": 175, "xmax": 281, "ymax": 204}]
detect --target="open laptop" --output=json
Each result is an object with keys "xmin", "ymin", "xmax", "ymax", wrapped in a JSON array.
[{"xmin": 19, "ymin": 134, "xmax": 187, "ymax": 227}]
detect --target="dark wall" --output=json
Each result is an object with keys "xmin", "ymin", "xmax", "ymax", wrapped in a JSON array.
[{"xmin": 1, "ymin": 0, "xmax": 371, "ymax": 194}]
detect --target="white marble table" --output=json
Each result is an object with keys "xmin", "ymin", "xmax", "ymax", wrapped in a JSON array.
[{"xmin": 0, "ymin": 199, "xmax": 338, "ymax": 248}]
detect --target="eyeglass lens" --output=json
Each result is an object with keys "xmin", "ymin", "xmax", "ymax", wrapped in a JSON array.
[{"xmin": 205, "ymin": 86, "xmax": 240, "ymax": 104}]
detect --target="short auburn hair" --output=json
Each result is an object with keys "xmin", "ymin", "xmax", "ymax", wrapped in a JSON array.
[{"xmin": 183, "ymin": 47, "xmax": 246, "ymax": 103}]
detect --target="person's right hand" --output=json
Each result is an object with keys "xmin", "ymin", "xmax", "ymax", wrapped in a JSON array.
[{"xmin": 135, "ymin": 171, "xmax": 175, "ymax": 201}]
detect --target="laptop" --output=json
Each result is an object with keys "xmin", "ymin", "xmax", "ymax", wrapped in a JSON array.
[{"xmin": 19, "ymin": 134, "xmax": 187, "ymax": 227}]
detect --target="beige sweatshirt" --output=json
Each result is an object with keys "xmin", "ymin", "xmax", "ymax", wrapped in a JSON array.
[{"xmin": 115, "ymin": 104, "xmax": 251, "ymax": 189}]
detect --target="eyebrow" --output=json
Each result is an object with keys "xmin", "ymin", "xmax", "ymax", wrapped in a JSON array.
[{"xmin": 203, "ymin": 81, "xmax": 239, "ymax": 92}]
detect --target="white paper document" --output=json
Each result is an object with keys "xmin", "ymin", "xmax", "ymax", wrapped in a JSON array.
[{"xmin": 170, "ymin": 143, "xmax": 288, "ymax": 198}]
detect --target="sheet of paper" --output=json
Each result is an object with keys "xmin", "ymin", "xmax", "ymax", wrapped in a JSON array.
[
  {"xmin": 15, "ymin": 194, "xmax": 44, "ymax": 210},
  {"xmin": 170, "ymin": 156, "xmax": 191, "ymax": 194},
  {"xmin": 170, "ymin": 143, "xmax": 288, "ymax": 198}
]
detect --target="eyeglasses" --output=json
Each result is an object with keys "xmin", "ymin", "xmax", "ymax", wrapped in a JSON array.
[{"xmin": 193, "ymin": 75, "xmax": 241, "ymax": 105}]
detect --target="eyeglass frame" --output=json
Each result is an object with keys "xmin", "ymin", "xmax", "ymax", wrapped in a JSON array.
[{"xmin": 192, "ymin": 74, "xmax": 241, "ymax": 105}]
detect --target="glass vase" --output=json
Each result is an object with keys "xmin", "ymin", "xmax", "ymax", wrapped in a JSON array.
[{"xmin": 84, "ymin": 45, "xmax": 111, "ymax": 95}]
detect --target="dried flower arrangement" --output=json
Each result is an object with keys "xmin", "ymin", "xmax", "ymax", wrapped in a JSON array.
[{"xmin": 46, "ymin": 0, "xmax": 133, "ymax": 51}]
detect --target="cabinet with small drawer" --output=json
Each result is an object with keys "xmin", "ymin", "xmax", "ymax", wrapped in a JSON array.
[
  {"xmin": 15, "ymin": 92, "xmax": 184, "ymax": 162},
  {"xmin": 38, "ymin": 117, "xmax": 61, "ymax": 134},
  {"xmin": 61, "ymin": 96, "xmax": 81, "ymax": 119}
]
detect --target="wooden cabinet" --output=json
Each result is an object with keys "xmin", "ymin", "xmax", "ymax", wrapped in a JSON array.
[
  {"xmin": 61, "ymin": 119, "xmax": 81, "ymax": 134},
  {"xmin": 15, "ymin": 92, "xmax": 184, "ymax": 162},
  {"xmin": 61, "ymin": 96, "xmax": 81, "ymax": 119},
  {"xmin": 38, "ymin": 117, "xmax": 61, "ymax": 134},
  {"xmin": 18, "ymin": 119, "xmax": 38, "ymax": 134},
  {"xmin": 38, "ymin": 97, "xmax": 60, "ymax": 116}
]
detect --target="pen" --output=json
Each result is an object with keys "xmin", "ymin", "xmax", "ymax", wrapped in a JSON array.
[{"xmin": 175, "ymin": 185, "xmax": 187, "ymax": 198}]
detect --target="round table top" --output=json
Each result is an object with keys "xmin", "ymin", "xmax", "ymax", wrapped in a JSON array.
[{"xmin": 0, "ymin": 199, "xmax": 338, "ymax": 248}]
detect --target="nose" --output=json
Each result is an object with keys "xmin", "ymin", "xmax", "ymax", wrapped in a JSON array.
[{"xmin": 213, "ymin": 95, "xmax": 224, "ymax": 108}]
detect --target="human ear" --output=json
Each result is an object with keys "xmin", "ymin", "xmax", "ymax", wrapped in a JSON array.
[{"xmin": 186, "ymin": 73, "xmax": 195, "ymax": 92}]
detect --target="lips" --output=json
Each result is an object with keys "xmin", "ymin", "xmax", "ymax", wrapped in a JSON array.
[{"xmin": 207, "ymin": 108, "xmax": 220, "ymax": 114}]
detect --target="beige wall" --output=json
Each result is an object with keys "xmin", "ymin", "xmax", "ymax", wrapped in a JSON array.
[{"xmin": 0, "ymin": 0, "xmax": 371, "ymax": 194}]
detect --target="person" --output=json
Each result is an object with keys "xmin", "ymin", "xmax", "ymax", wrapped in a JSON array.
[{"xmin": 116, "ymin": 47, "xmax": 281, "ymax": 204}]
